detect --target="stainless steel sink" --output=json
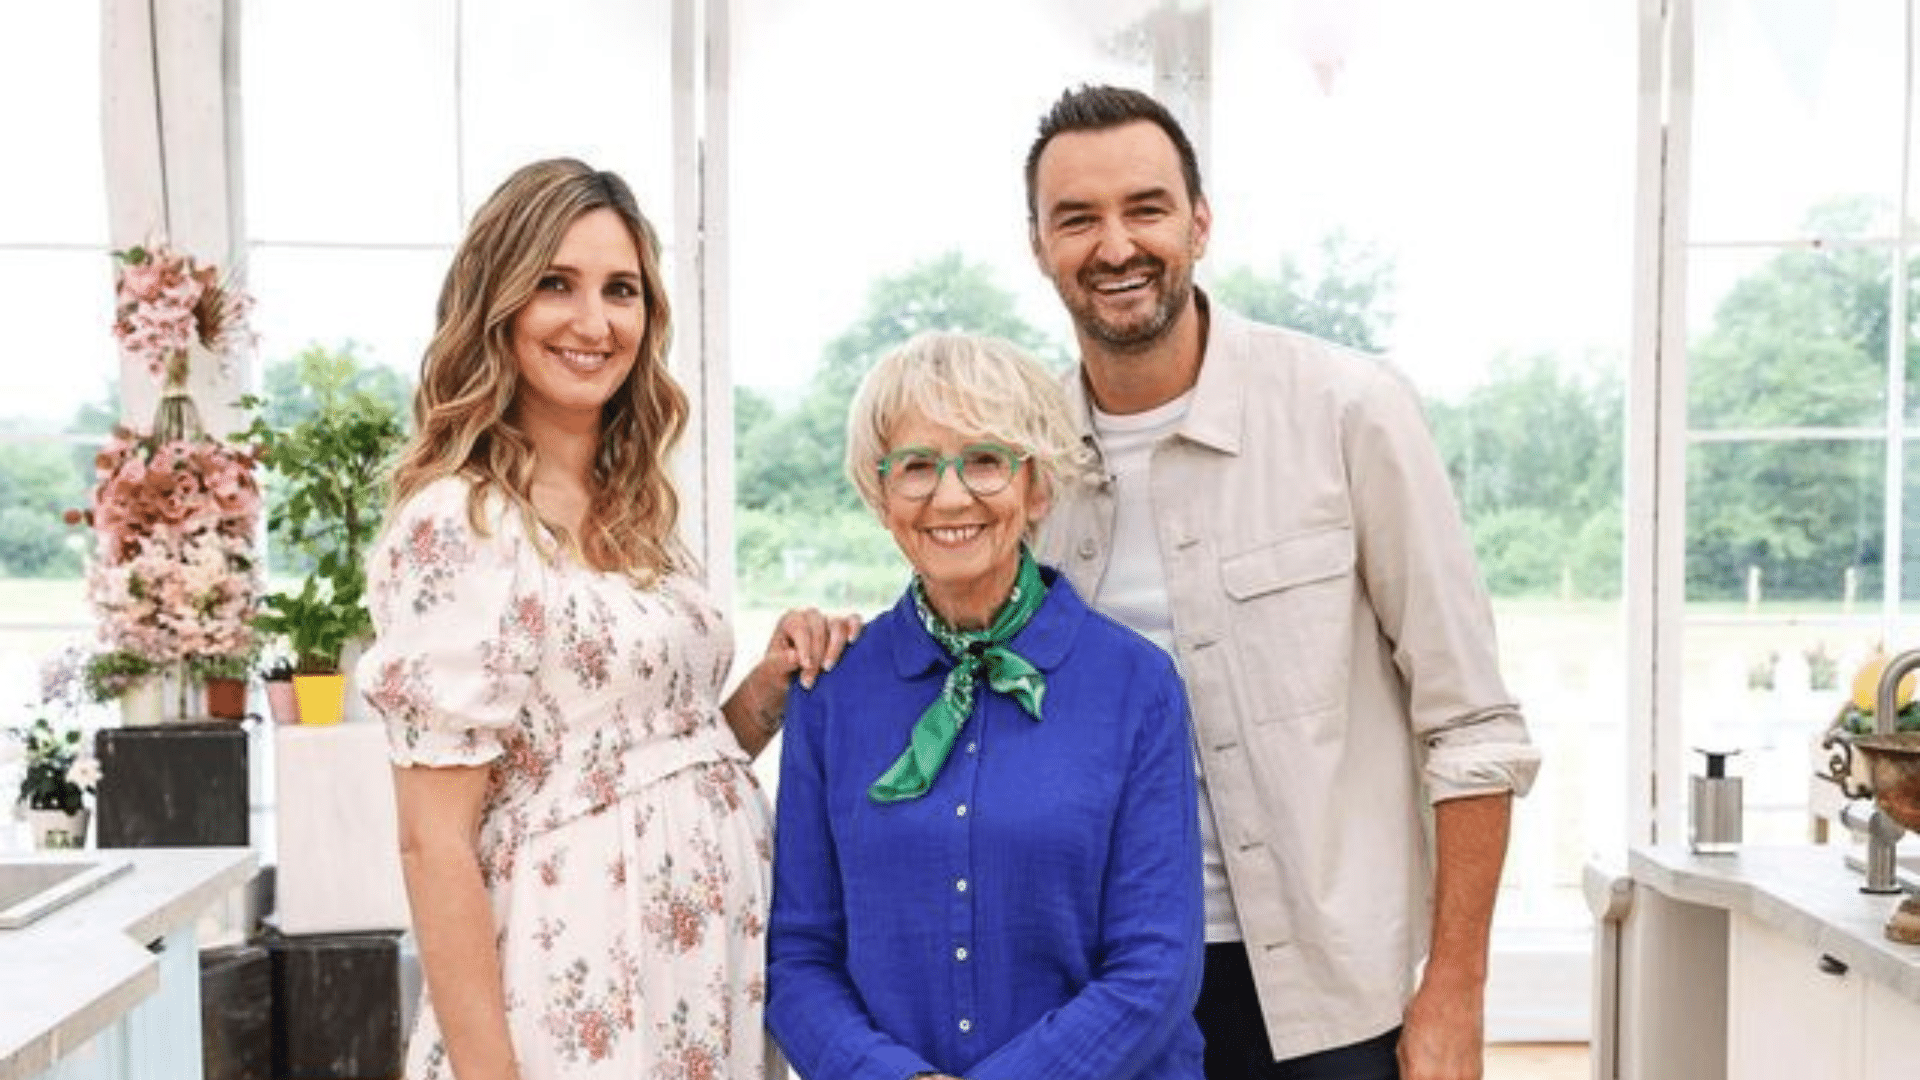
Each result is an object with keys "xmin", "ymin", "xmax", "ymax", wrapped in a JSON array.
[{"xmin": 0, "ymin": 854, "xmax": 133, "ymax": 929}]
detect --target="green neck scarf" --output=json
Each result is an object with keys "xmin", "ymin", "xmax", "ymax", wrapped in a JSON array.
[{"xmin": 868, "ymin": 548, "xmax": 1048, "ymax": 803}]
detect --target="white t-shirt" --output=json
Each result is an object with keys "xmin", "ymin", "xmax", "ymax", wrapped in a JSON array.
[{"xmin": 1092, "ymin": 391, "xmax": 1242, "ymax": 944}]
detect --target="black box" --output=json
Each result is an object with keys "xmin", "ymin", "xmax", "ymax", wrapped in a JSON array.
[
  {"xmin": 263, "ymin": 929, "xmax": 404, "ymax": 1079},
  {"xmin": 201, "ymin": 943, "xmax": 272, "ymax": 1080},
  {"xmin": 94, "ymin": 723, "xmax": 249, "ymax": 847}
]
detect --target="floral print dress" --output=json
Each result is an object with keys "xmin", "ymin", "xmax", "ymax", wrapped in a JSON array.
[{"xmin": 358, "ymin": 477, "xmax": 778, "ymax": 1080}]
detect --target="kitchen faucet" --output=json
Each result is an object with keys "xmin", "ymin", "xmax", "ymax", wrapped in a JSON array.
[{"xmin": 1862, "ymin": 647, "xmax": 1920, "ymax": 894}]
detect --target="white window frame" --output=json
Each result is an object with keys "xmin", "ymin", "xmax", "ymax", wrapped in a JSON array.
[{"xmin": 1636, "ymin": 0, "xmax": 1920, "ymax": 847}]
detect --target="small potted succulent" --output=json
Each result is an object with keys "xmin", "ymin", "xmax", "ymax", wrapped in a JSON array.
[{"xmin": 258, "ymin": 651, "xmax": 299, "ymax": 725}]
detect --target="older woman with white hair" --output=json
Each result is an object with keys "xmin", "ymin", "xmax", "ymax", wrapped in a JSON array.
[{"xmin": 766, "ymin": 331, "xmax": 1205, "ymax": 1080}]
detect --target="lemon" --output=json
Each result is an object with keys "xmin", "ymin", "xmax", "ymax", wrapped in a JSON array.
[{"xmin": 1851, "ymin": 652, "xmax": 1918, "ymax": 713}]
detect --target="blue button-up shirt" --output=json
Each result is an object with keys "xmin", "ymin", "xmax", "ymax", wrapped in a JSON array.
[{"xmin": 767, "ymin": 569, "xmax": 1204, "ymax": 1080}]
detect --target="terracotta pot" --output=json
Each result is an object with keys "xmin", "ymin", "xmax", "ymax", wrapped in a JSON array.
[
  {"xmin": 205, "ymin": 677, "xmax": 248, "ymax": 720},
  {"xmin": 27, "ymin": 808, "xmax": 90, "ymax": 850},
  {"xmin": 265, "ymin": 679, "xmax": 300, "ymax": 725}
]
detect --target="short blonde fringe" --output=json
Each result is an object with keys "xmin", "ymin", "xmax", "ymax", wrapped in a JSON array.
[
  {"xmin": 843, "ymin": 331, "xmax": 1095, "ymax": 515},
  {"xmin": 387, "ymin": 158, "xmax": 688, "ymax": 582}
]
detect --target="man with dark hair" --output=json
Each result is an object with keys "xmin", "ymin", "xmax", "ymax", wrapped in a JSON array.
[{"xmin": 1027, "ymin": 84, "xmax": 1541, "ymax": 1080}]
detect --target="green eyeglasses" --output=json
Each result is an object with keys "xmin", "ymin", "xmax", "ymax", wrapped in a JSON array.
[{"xmin": 877, "ymin": 442, "xmax": 1029, "ymax": 500}]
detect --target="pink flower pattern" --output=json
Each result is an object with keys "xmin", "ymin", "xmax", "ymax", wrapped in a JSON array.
[{"xmin": 359, "ymin": 479, "xmax": 776, "ymax": 1080}]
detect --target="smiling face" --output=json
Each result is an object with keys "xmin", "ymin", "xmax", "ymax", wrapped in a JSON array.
[
  {"xmin": 880, "ymin": 409, "xmax": 1050, "ymax": 630},
  {"xmin": 508, "ymin": 207, "xmax": 647, "ymax": 427},
  {"xmin": 1030, "ymin": 120, "xmax": 1211, "ymax": 356}
]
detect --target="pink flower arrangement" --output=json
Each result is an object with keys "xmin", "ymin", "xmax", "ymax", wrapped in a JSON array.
[
  {"xmin": 71, "ymin": 427, "xmax": 264, "ymax": 668},
  {"xmin": 111, "ymin": 242, "xmax": 255, "ymax": 384}
]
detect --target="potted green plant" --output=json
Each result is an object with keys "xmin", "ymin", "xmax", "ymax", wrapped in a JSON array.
[
  {"xmin": 252, "ymin": 582, "xmax": 371, "ymax": 725},
  {"xmin": 83, "ymin": 649, "xmax": 161, "ymax": 725},
  {"xmin": 188, "ymin": 652, "xmax": 255, "ymax": 722},
  {"xmin": 12, "ymin": 648, "xmax": 104, "ymax": 848},
  {"xmin": 8, "ymin": 719, "xmax": 100, "ymax": 849},
  {"xmin": 236, "ymin": 345, "xmax": 408, "ymax": 726}
]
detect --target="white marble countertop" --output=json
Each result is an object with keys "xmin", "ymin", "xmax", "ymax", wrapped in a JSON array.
[
  {"xmin": 0, "ymin": 846, "xmax": 255, "ymax": 1080},
  {"xmin": 1630, "ymin": 844, "xmax": 1920, "ymax": 1003}
]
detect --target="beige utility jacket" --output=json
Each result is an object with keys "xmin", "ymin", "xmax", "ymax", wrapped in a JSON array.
[{"xmin": 1038, "ymin": 297, "xmax": 1542, "ymax": 1061}]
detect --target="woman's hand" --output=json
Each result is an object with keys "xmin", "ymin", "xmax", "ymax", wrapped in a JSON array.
[
  {"xmin": 723, "ymin": 607, "xmax": 863, "ymax": 757},
  {"xmin": 765, "ymin": 606, "xmax": 863, "ymax": 690}
]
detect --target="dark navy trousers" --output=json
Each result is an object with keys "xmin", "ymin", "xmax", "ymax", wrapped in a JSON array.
[{"xmin": 1196, "ymin": 942, "xmax": 1402, "ymax": 1080}]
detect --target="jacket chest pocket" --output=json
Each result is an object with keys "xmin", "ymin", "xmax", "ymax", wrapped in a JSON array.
[{"xmin": 1218, "ymin": 525, "xmax": 1355, "ymax": 723}]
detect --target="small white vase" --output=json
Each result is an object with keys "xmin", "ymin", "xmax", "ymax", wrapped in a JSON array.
[
  {"xmin": 120, "ymin": 676, "xmax": 164, "ymax": 726},
  {"xmin": 26, "ymin": 808, "xmax": 90, "ymax": 850},
  {"xmin": 160, "ymin": 662, "xmax": 203, "ymax": 722}
]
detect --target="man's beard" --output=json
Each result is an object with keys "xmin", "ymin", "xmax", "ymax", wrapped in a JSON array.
[{"xmin": 1065, "ymin": 255, "xmax": 1193, "ymax": 353}]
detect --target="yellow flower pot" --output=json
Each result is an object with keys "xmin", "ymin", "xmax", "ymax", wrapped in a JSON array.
[{"xmin": 293, "ymin": 673, "xmax": 346, "ymax": 726}]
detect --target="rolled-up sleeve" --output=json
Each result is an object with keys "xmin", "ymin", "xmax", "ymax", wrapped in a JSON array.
[{"xmin": 1345, "ymin": 365, "xmax": 1542, "ymax": 803}]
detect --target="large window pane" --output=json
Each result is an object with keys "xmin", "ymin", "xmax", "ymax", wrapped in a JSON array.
[
  {"xmin": 0, "ymin": 0, "xmax": 113, "ymax": 743},
  {"xmin": 247, "ymin": 246, "xmax": 448, "ymax": 379},
  {"xmin": 1685, "ymin": 245, "xmax": 1905, "ymax": 431},
  {"xmin": 1691, "ymin": 0, "xmax": 1905, "ymax": 244},
  {"xmin": 0, "ymin": 251, "xmax": 119, "ymax": 428},
  {"xmin": 245, "ymin": 0, "xmax": 681, "ymax": 372},
  {"xmin": 1907, "ymin": 439, "xmax": 1920, "ymax": 603},
  {"xmin": 1683, "ymin": 437, "xmax": 1886, "ymax": 844},
  {"xmin": 243, "ymin": 0, "xmax": 460, "ymax": 243},
  {"xmin": 1681, "ymin": 0, "xmax": 1920, "ymax": 855},
  {"xmin": 460, "ymin": 0, "xmax": 675, "ymax": 231},
  {"xmin": 0, "ymin": 4, "xmax": 106, "ymax": 245},
  {"xmin": 729, "ymin": 0, "xmax": 1143, "ymax": 645},
  {"xmin": 1213, "ymin": 0, "xmax": 1634, "ymax": 954}
]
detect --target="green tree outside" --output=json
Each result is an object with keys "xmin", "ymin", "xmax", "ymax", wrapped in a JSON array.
[
  {"xmin": 1210, "ymin": 229, "xmax": 1396, "ymax": 353},
  {"xmin": 0, "ymin": 383, "xmax": 120, "ymax": 578},
  {"xmin": 247, "ymin": 344, "xmax": 412, "ymax": 580},
  {"xmin": 1683, "ymin": 197, "xmax": 1919, "ymax": 601},
  {"xmin": 1426, "ymin": 354, "xmax": 1625, "ymax": 599}
]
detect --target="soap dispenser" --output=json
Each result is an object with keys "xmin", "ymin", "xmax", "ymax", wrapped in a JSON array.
[{"xmin": 1689, "ymin": 747, "xmax": 1743, "ymax": 855}]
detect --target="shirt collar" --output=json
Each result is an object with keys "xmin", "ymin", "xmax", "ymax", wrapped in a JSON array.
[
  {"xmin": 1064, "ymin": 287, "xmax": 1246, "ymax": 458},
  {"xmin": 888, "ymin": 565, "xmax": 1085, "ymax": 680}
]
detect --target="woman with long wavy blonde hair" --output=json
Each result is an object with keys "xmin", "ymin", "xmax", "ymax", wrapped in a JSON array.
[{"xmin": 358, "ymin": 158, "xmax": 857, "ymax": 1080}]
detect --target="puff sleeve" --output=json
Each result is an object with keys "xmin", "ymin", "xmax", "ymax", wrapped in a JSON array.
[{"xmin": 357, "ymin": 479, "xmax": 544, "ymax": 768}]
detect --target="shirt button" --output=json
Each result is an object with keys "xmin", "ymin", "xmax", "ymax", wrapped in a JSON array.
[
  {"xmin": 958, "ymin": 1018, "xmax": 973, "ymax": 1033},
  {"xmin": 1077, "ymin": 539, "xmax": 1097, "ymax": 559},
  {"xmin": 966, "ymin": 741, "xmax": 978, "ymax": 754},
  {"xmin": 955, "ymin": 804, "xmax": 969, "ymax": 818},
  {"xmin": 955, "ymin": 946, "xmax": 969, "ymax": 961},
  {"xmin": 955, "ymin": 878, "xmax": 968, "ymax": 893}
]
